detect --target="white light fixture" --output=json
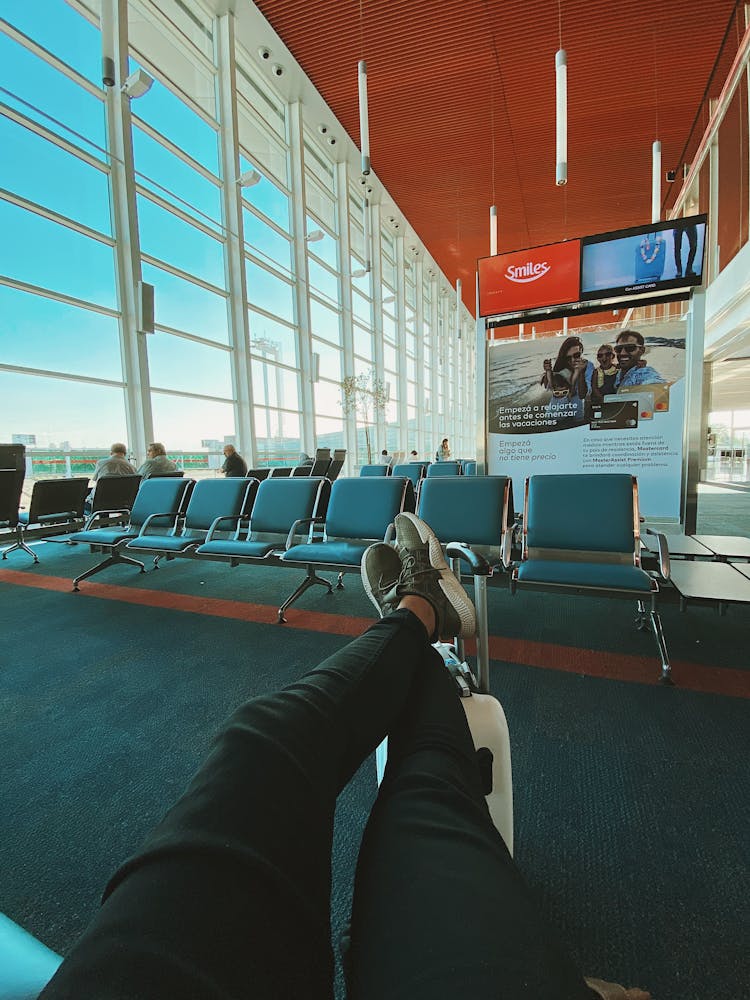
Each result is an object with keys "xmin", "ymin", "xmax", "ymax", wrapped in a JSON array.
[
  {"xmin": 651, "ymin": 140, "xmax": 661, "ymax": 223},
  {"xmin": 352, "ymin": 267, "xmax": 368, "ymax": 279},
  {"xmin": 490, "ymin": 204, "xmax": 498, "ymax": 256},
  {"xmin": 238, "ymin": 169, "xmax": 261, "ymax": 188},
  {"xmin": 306, "ymin": 229, "xmax": 324, "ymax": 243},
  {"xmin": 555, "ymin": 49, "xmax": 567, "ymax": 185},
  {"xmin": 383, "ymin": 294, "xmax": 396, "ymax": 304},
  {"xmin": 358, "ymin": 59, "xmax": 370, "ymax": 175},
  {"xmin": 121, "ymin": 68, "xmax": 153, "ymax": 99}
]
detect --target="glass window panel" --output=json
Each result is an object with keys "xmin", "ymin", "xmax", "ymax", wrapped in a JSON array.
[
  {"xmin": 142, "ymin": 262, "xmax": 228, "ymax": 343},
  {"xmin": 239, "ymin": 158, "xmax": 290, "ymax": 230},
  {"xmin": 237, "ymin": 111, "xmax": 289, "ymax": 189},
  {"xmin": 249, "ymin": 311, "xmax": 297, "ymax": 368},
  {"xmin": 382, "ymin": 312, "xmax": 396, "ymax": 342},
  {"xmin": 148, "ymin": 332, "xmax": 232, "ymax": 398},
  {"xmin": 351, "ymin": 265, "xmax": 371, "ymax": 297},
  {"xmin": 4, "ymin": 3, "xmax": 102, "ymax": 83},
  {"xmin": 406, "ymin": 357, "xmax": 416, "ymax": 380},
  {"xmin": 354, "ymin": 356, "xmax": 371, "ymax": 379},
  {"xmin": 150, "ymin": 0, "xmax": 214, "ymax": 61},
  {"xmin": 0, "ymin": 285, "xmax": 121, "ymax": 380},
  {"xmin": 307, "ymin": 257, "xmax": 339, "ymax": 303},
  {"xmin": 245, "ymin": 261, "xmax": 295, "ymax": 323},
  {"xmin": 717, "ymin": 79, "xmax": 748, "ymax": 272},
  {"xmin": 314, "ymin": 414, "xmax": 345, "ymax": 450},
  {"xmin": 0, "ymin": 370, "xmax": 127, "ymax": 449},
  {"xmin": 0, "ymin": 118, "xmax": 111, "ymax": 233},
  {"xmin": 384, "ymin": 343, "xmax": 397, "ymax": 369},
  {"xmin": 303, "ymin": 138, "xmax": 335, "ymax": 191},
  {"xmin": 0, "ymin": 200, "xmax": 116, "ymax": 307},
  {"xmin": 314, "ymin": 379, "xmax": 343, "ymax": 419},
  {"xmin": 381, "ymin": 256, "xmax": 396, "ymax": 286},
  {"xmin": 243, "ymin": 208, "xmax": 292, "ymax": 274},
  {"xmin": 151, "ymin": 392, "xmax": 235, "ymax": 452},
  {"xmin": 128, "ymin": 69, "xmax": 218, "ymax": 172},
  {"xmin": 236, "ymin": 62, "xmax": 286, "ymax": 139},
  {"xmin": 309, "ymin": 298, "xmax": 341, "ymax": 345},
  {"xmin": 306, "ymin": 217, "xmax": 338, "ymax": 268},
  {"xmin": 0, "ymin": 33, "xmax": 106, "ymax": 153},
  {"xmin": 252, "ymin": 362, "xmax": 299, "ymax": 411},
  {"xmin": 352, "ymin": 290, "xmax": 371, "ymax": 325},
  {"xmin": 350, "ymin": 222, "xmax": 365, "ymax": 257},
  {"xmin": 312, "ymin": 338, "xmax": 342, "ymax": 382},
  {"xmin": 132, "ymin": 125, "xmax": 222, "ymax": 227},
  {"xmin": 137, "ymin": 195, "xmax": 225, "ymax": 287},
  {"xmin": 254, "ymin": 407, "xmax": 301, "ymax": 457},
  {"xmin": 353, "ymin": 323, "xmax": 373, "ymax": 361},
  {"xmin": 406, "ymin": 382, "xmax": 416, "ymax": 406}
]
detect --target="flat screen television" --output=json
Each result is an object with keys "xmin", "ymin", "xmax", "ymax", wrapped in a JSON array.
[{"xmin": 580, "ymin": 214, "xmax": 707, "ymax": 301}]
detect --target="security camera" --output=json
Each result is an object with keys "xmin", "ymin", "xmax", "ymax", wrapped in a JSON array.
[
  {"xmin": 271, "ymin": 63, "xmax": 284, "ymax": 77},
  {"xmin": 121, "ymin": 68, "xmax": 153, "ymax": 99},
  {"xmin": 666, "ymin": 169, "xmax": 677, "ymax": 183},
  {"xmin": 327, "ymin": 135, "xmax": 336, "ymax": 146},
  {"xmin": 318, "ymin": 124, "xmax": 329, "ymax": 135},
  {"xmin": 101, "ymin": 56, "xmax": 115, "ymax": 88},
  {"xmin": 258, "ymin": 47, "xmax": 271, "ymax": 60}
]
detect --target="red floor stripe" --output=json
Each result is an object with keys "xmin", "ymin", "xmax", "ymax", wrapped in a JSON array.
[{"xmin": 1, "ymin": 569, "xmax": 748, "ymax": 698}]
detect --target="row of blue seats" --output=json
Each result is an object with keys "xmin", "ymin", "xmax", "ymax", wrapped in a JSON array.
[
  {"xmin": 62, "ymin": 472, "xmax": 672, "ymax": 682},
  {"xmin": 360, "ymin": 460, "xmax": 477, "ymax": 482}
]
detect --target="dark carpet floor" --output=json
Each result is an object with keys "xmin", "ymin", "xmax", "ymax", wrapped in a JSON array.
[{"xmin": 1, "ymin": 512, "xmax": 749, "ymax": 1000}]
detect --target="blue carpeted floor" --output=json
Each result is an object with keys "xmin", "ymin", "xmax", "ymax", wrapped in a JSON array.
[{"xmin": 1, "ymin": 512, "xmax": 749, "ymax": 1000}]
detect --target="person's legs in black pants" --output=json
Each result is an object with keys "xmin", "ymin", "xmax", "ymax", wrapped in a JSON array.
[
  {"xmin": 40, "ymin": 609, "xmax": 432, "ymax": 1000},
  {"xmin": 348, "ymin": 646, "xmax": 595, "ymax": 1000}
]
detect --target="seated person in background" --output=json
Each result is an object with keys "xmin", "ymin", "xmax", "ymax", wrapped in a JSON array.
[
  {"xmin": 613, "ymin": 331, "xmax": 666, "ymax": 390},
  {"xmin": 589, "ymin": 345, "xmax": 618, "ymax": 405},
  {"xmin": 409, "ymin": 449, "xmax": 419, "ymax": 459},
  {"xmin": 92, "ymin": 443, "xmax": 136, "ymax": 481},
  {"xmin": 137, "ymin": 442, "xmax": 178, "ymax": 479},
  {"xmin": 298, "ymin": 452, "xmax": 314, "ymax": 468},
  {"xmin": 378, "ymin": 449, "xmax": 392, "ymax": 466},
  {"xmin": 221, "ymin": 445, "xmax": 248, "ymax": 478}
]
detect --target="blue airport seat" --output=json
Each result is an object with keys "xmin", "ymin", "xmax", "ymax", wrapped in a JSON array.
[
  {"xmin": 511, "ymin": 474, "xmax": 672, "ymax": 683},
  {"xmin": 278, "ymin": 476, "xmax": 409, "ymax": 620},
  {"xmin": 426, "ymin": 461, "xmax": 461, "ymax": 477},
  {"xmin": 359, "ymin": 463, "xmax": 390, "ymax": 477}
]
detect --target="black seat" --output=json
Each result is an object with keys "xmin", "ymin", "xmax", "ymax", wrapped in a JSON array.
[
  {"xmin": 246, "ymin": 468, "xmax": 271, "ymax": 481},
  {"xmin": 87, "ymin": 475, "xmax": 142, "ymax": 522},
  {"xmin": 0, "ymin": 469, "xmax": 23, "ymax": 533},
  {"xmin": 1, "ymin": 478, "xmax": 90, "ymax": 563},
  {"xmin": 327, "ymin": 449, "xmax": 346, "ymax": 481}
]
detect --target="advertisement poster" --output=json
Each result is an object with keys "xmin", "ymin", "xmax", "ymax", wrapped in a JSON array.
[{"xmin": 487, "ymin": 324, "xmax": 686, "ymax": 519}]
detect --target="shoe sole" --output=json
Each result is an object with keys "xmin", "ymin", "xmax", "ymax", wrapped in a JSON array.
[
  {"xmin": 361, "ymin": 545, "xmax": 397, "ymax": 619},
  {"xmin": 396, "ymin": 512, "xmax": 477, "ymax": 638}
]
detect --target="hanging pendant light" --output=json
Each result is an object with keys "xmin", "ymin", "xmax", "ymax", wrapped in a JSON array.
[
  {"xmin": 358, "ymin": 59, "xmax": 370, "ymax": 175},
  {"xmin": 652, "ymin": 140, "xmax": 661, "ymax": 223},
  {"xmin": 555, "ymin": 49, "xmax": 567, "ymax": 186},
  {"xmin": 490, "ymin": 205, "xmax": 498, "ymax": 256}
]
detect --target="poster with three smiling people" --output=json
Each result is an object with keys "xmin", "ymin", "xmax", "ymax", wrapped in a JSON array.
[{"xmin": 486, "ymin": 321, "xmax": 687, "ymax": 519}]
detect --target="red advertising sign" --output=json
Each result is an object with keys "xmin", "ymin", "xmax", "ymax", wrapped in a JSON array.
[{"xmin": 478, "ymin": 239, "xmax": 581, "ymax": 317}]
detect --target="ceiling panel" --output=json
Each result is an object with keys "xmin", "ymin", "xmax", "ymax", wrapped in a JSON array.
[{"xmin": 254, "ymin": 0, "xmax": 740, "ymax": 313}]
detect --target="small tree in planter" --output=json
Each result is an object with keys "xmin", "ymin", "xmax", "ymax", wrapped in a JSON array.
[{"xmin": 340, "ymin": 370, "xmax": 390, "ymax": 465}]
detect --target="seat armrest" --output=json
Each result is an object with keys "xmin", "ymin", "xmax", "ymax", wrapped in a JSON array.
[
  {"xmin": 137, "ymin": 510, "xmax": 179, "ymax": 535},
  {"xmin": 83, "ymin": 507, "xmax": 131, "ymax": 530},
  {"xmin": 284, "ymin": 516, "xmax": 323, "ymax": 549},
  {"xmin": 205, "ymin": 514, "xmax": 245, "ymax": 543},
  {"xmin": 446, "ymin": 541, "xmax": 491, "ymax": 576},
  {"xmin": 644, "ymin": 527, "xmax": 671, "ymax": 580},
  {"xmin": 384, "ymin": 522, "xmax": 396, "ymax": 544}
]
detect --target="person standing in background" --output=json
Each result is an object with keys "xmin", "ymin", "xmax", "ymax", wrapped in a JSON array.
[{"xmin": 435, "ymin": 438, "xmax": 451, "ymax": 462}]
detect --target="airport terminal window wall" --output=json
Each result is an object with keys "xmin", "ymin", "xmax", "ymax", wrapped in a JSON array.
[{"xmin": 0, "ymin": 0, "xmax": 474, "ymax": 477}]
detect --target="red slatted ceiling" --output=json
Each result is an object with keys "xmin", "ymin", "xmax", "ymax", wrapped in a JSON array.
[{"xmin": 255, "ymin": 0, "xmax": 740, "ymax": 314}]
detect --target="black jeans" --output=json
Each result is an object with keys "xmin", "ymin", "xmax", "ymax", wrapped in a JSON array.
[{"xmin": 41, "ymin": 611, "xmax": 594, "ymax": 1000}]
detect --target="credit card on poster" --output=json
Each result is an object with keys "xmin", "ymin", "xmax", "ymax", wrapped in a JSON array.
[
  {"xmin": 604, "ymin": 391, "xmax": 654, "ymax": 419},
  {"xmin": 590, "ymin": 400, "xmax": 639, "ymax": 431},
  {"xmin": 616, "ymin": 382, "xmax": 670, "ymax": 413}
]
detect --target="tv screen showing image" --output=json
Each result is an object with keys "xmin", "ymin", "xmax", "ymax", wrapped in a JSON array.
[{"xmin": 580, "ymin": 214, "xmax": 707, "ymax": 301}]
